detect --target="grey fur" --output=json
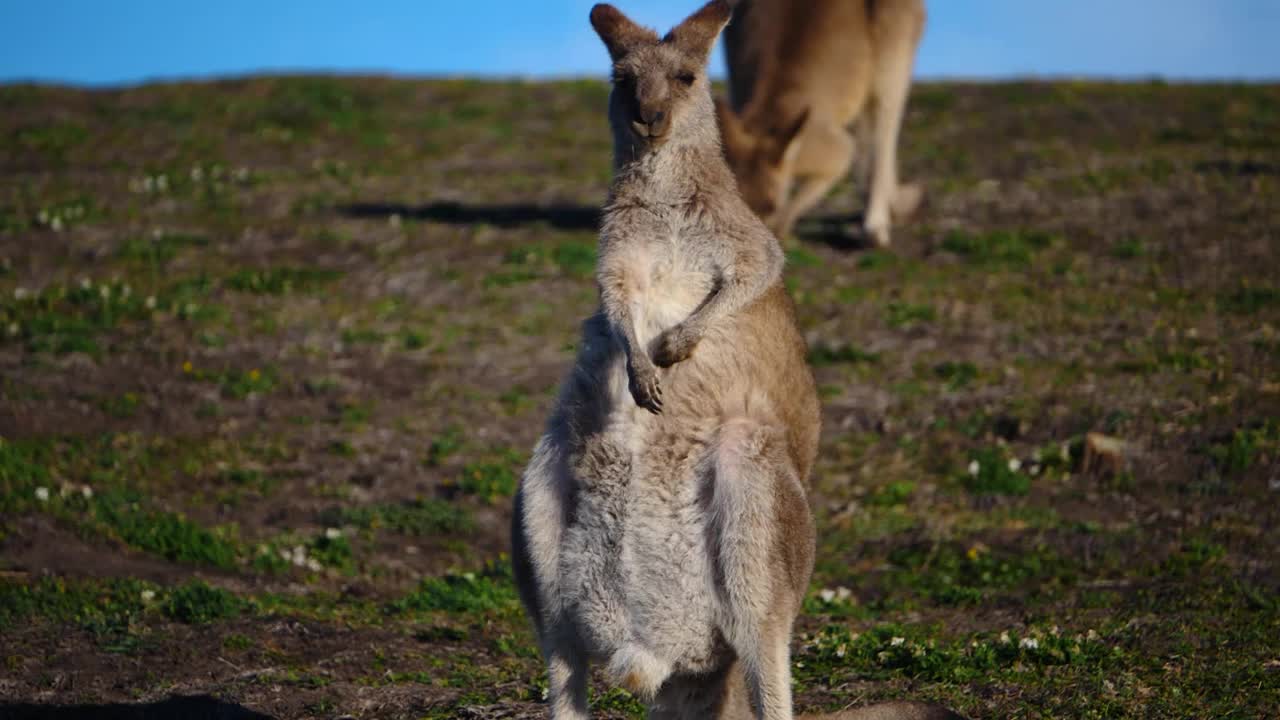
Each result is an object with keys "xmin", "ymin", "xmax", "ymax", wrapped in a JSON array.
[{"xmin": 511, "ymin": 3, "xmax": 962, "ymax": 720}]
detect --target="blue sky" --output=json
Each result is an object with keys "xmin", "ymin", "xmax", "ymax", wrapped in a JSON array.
[{"xmin": 2, "ymin": 1, "xmax": 1278, "ymax": 86}]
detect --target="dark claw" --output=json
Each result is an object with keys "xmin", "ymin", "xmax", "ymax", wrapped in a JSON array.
[{"xmin": 628, "ymin": 368, "xmax": 663, "ymax": 414}]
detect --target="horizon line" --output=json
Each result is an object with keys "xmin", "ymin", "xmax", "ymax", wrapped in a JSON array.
[{"xmin": 4, "ymin": 68, "xmax": 1278, "ymax": 91}]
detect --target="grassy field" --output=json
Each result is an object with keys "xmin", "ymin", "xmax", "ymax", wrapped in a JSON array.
[{"xmin": 0, "ymin": 76, "xmax": 1278, "ymax": 719}]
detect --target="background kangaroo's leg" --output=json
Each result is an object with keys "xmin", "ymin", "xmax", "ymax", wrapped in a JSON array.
[
  {"xmin": 863, "ymin": 31, "xmax": 919, "ymax": 247},
  {"xmin": 774, "ymin": 122, "xmax": 855, "ymax": 241}
]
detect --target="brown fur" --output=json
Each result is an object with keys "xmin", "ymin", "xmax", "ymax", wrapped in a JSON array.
[
  {"xmin": 717, "ymin": 0, "xmax": 927, "ymax": 246},
  {"xmin": 510, "ymin": 2, "xmax": 962, "ymax": 719}
]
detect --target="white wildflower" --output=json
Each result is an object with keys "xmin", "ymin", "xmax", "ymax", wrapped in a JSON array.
[
  {"xmin": 81, "ymin": 485, "xmax": 93, "ymax": 499},
  {"xmin": 121, "ymin": 284, "xmax": 131, "ymax": 298},
  {"xmin": 141, "ymin": 589, "xmax": 156, "ymax": 602},
  {"xmin": 835, "ymin": 586, "xmax": 852, "ymax": 602},
  {"xmin": 324, "ymin": 527, "xmax": 342, "ymax": 540},
  {"xmin": 50, "ymin": 216, "xmax": 64, "ymax": 232},
  {"xmin": 99, "ymin": 285, "xmax": 111, "ymax": 300},
  {"xmin": 968, "ymin": 459, "xmax": 980, "ymax": 477},
  {"xmin": 80, "ymin": 277, "xmax": 92, "ymax": 290},
  {"xmin": 835, "ymin": 644, "xmax": 846, "ymax": 658},
  {"xmin": 388, "ymin": 213, "xmax": 402, "ymax": 229},
  {"xmin": 890, "ymin": 636, "xmax": 905, "ymax": 647},
  {"xmin": 145, "ymin": 295, "xmax": 157, "ymax": 310},
  {"xmin": 190, "ymin": 166, "xmax": 204, "ymax": 182},
  {"xmin": 1020, "ymin": 637, "xmax": 1039, "ymax": 650},
  {"xmin": 156, "ymin": 174, "xmax": 169, "ymax": 191},
  {"xmin": 305, "ymin": 558, "xmax": 322, "ymax": 572},
  {"xmin": 1086, "ymin": 629, "xmax": 1100, "ymax": 641},
  {"xmin": 999, "ymin": 631, "xmax": 1011, "ymax": 644},
  {"xmin": 13, "ymin": 287, "xmax": 28, "ymax": 300},
  {"xmin": 1008, "ymin": 458, "xmax": 1022, "ymax": 472},
  {"xmin": 7, "ymin": 322, "xmax": 18, "ymax": 336},
  {"xmin": 35, "ymin": 487, "xmax": 50, "ymax": 502},
  {"xmin": 818, "ymin": 588, "xmax": 836, "ymax": 603}
]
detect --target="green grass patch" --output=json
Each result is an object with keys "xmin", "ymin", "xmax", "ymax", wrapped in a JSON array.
[
  {"xmin": 1219, "ymin": 283, "xmax": 1279, "ymax": 315},
  {"xmin": 324, "ymin": 497, "xmax": 472, "ymax": 536},
  {"xmin": 808, "ymin": 343, "xmax": 879, "ymax": 367},
  {"xmin": 796, "ymin": 620, "xmax": 1117, "ymax": 687},
  {"xmin": 962, "ymin": 447, "xmax": 1031, "ymax": 496},
  {"xmin": 1110, "ymin": 237, "xmax": 1146, "ymax": 259},
  {"xmin": 164, "ymin": 581, "xmax": 243, "ymax": 624},
  {"xmin": 866, "ymin": 481, "xmax": 916, "ymax": 507},
  {"xmin": 933, "ymin": 360, "xmax": 978, "ymax": 390},
  {"xmin": 1206, "ymin": 421, "xmax": 1278, "ymax": 475},
  {"xmin": 941, "ymin": 229, "xmax": 1055, "ymax": 266},
  {"xmin": 885, "ymin": 301, "xmax": 936, "ymax": 328},
  {"xmin": 456, "ymin": 458, "xmax": 519, "ymax": 503},
  {"xmin": 490, "ymin": 238, "xmax": 598, "ymax": 287},
  {"xmin": 225, "ymin": 267, "xmax": 342, "ymax": 295},
  {"xmin": 91, "ymin": 490, "xmax": 239, "ymax": 568},
  {"xmin": 425, "ymin": 426, "xmax": 465, "ymax": 466},
  {"xmin": 117, "ymin": 232, "xmax": 208, "ymax": 266},
  {"xmin": 393, "ymin": 560, "xmax": 519, "ymax": 615}
]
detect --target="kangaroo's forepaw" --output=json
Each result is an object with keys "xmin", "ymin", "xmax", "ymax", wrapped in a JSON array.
[
  {"xmin": 628, "ymin": 361, "xmax": 663, "ymax": 414},
  {"xmin": 652, "ymin": 324, "xmax": 699, "ymax": 368}
]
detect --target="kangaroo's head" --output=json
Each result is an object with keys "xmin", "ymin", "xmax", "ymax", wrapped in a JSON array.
[
  {"xmin": 716, "ymin": 100, "xmax": 810, "ymax": 234},
  {"xmin": 590, "ymin": 1, "xmax": 732, "ymax": 156}
]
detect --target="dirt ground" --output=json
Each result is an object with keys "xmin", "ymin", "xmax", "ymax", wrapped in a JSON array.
[{"xmin": 1, "ymin": 76, "xmax": 1277, "ymax": 719}]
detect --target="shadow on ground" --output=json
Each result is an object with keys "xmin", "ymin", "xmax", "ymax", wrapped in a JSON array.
[
  {"xmin": 0, "ymin": 695, "xmax": 273, "ymax": 720},
  {"xmin": 339, "ymin": 201, "xmax": 880, "ymax": 252},
  {"xmin": 339, "ymin": 201, "xmax": 600, "ymax": 231}
]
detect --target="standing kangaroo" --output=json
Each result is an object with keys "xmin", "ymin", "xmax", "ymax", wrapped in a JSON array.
[
  {"xmin": 512, "ymin": 1, "xmax": 820, "ymax": 717},
  {"xmin": 716, "ymin": 0, "xmax": 927, "ymax": 246},
  {"xmin": 512, "ymin": 2, "xmax": 961, "ymax": 719}
]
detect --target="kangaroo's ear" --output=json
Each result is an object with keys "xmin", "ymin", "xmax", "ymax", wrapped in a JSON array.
[
  {"xmin": 591, "ymin": 4, "xmax": 659, "ymax": 62},
  {"xmin": 665, "ymin": 0, "xmax": 733, "ymax": 60}
]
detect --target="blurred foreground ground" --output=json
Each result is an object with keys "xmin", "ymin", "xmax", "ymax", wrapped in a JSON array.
[{"xmin": 0, "ymin": 77, "xmax": 1278, "ymax": 718}]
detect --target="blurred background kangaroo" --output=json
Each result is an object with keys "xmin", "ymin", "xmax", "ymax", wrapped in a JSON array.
[{"xmin": 717, "ymin": 0, "xmax": 926, "ymax": 246}]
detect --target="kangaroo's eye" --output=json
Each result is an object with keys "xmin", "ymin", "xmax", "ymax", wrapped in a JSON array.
[{"xmin": 676, "ymin": 72, "xmax": 696, "ymax": 87}]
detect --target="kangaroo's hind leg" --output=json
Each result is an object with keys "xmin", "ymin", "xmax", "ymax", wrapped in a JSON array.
[
  {"xmin": 710, "ymin": 417, "xmax": 815, "ymax": 720},
  {"xmin": 513, "ymin": 434, "xmax": 591, "ymax": 719}
]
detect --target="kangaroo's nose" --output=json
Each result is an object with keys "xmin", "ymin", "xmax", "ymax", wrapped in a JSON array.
[
  {"xmin": 632, "ymin": 108, "xmax": 668, "ymax": 139},
  {"xmin": 640, "ymin": 109, "xmax": 664, "ymax": 126}
]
